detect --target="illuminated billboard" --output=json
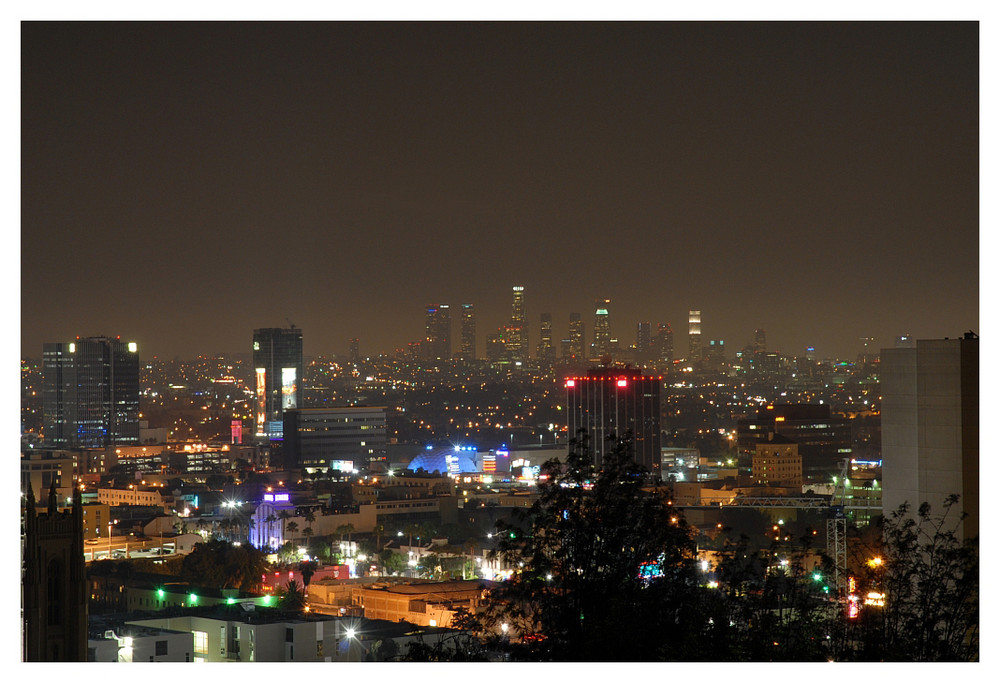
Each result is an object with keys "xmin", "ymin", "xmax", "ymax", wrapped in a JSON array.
[
  {"xmin": 282, "ymin": 367, "xmax": 298, "ymax": 409},
  {"xmin": 255, "ymin": 368, "xmax": 267, "ymax": 436}
]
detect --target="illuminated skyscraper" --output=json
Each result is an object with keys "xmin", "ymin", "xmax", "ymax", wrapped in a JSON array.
[
  {"xmin": 538, "ymin": 312, "xmax": 555, "ymax": 362},
  {"xmin": 567, "ymin": 312, "xmax": 585, "ymax": 358},
  {"xmin": 253, "ymin": 326, "xmax": 304, "ymax": 441},
  {"xmin": 688, "ymin": 310, "xmax": 702, "ymax": 361},
  {"xmin": 42, "ymin": 336, "xmax": 140, "ymax": 448},
  {"xmin": 565, "ymin": 368, "xmax": 661, "ymax": 475},
  {"xmin": 593, "ymin": 299, "xmax": 611, "ymax": 358},
  {"xmin": 506, "ymin": 286, "xmax": 528, "ymax": 362},
  {"xmin": 349, "ymin": 338, "xmax": 360, "ymax": 364},
  {"xmin": 425, "ymin": 304, "xmax": 452, "ymax": 360},
  {"xmin": 460, "ymin": 303, "xmax": 476, "ymax": 359}
]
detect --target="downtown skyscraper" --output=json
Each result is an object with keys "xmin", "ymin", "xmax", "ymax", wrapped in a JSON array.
[
  {"xmin": 253, "ymin": 326, "xmax": 304, "ymax": 441},
  {"xmin": 566, "ymin": 312, "xmax": 585, "ymax": 359},
  {"xmin": 42, "ymin": 336, "xmax": 140, "ymax": 447},
  {"xmin": 592, "ymin": 299, "xmax": 611, "ymax": 358},
  {"xmin": 656, "ymin": 323, "xmax": 674, "ymax": 364},
  {"xmin": 505, "ymin": 285, "xmax": 528, "ymax": 362},
  {"xmin": 688, "ymin": 310, "xmax": 702, "ymax": 362},
  {"xmin": 537, "ymin": 312, "xmax": 555, "ymax": 362},
  {"xmin": 460, "ymin": 303, "xmax": 476, "ymax": 359},
  {"xmin": 424, "ymin": 305, "xmax": 452, "ymax": 360}
]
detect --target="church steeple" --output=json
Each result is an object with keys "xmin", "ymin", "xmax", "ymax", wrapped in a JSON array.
[{"xmin": 48, "ymin": 479, "xmax": 58, "ymax": 515}]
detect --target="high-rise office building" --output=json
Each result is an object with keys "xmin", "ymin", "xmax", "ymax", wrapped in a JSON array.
[
  {"xmin": 537, "ymin": 312, "xmax": 555, "ymax": 362},
  {"xmin": 424, "ymin": 305, "xmax": 452, "ymax": 360},
  {"xmin": 593, "ymin": 299, "xmax": 611, "ymax": 358},
  {"xmin": 460, "ymin": 303, "xmax": 476, "ymax": 359},
  {"xmin": 636, "ymin": 322, "xmax": 652, "ymax": 364},
  {"xmin": 567, "ymin": 312, "xmax": 585, "ymax": 359},
  {"xmin": 565, "ymin": 368, "xmax": 661, "ymax": 475},
  {"xmin": 688, "ymin": 310, "xmax": 702, "ymax": 361},
  {"xmin": 656, "ymin": 323, "xmax": 674, "ymax": 364},
  {"xmin": 42, "ymin": 336, "xmax": 140, "ymax": 448},
  {"xmin": 708, "ymin": 339, "xmax": 726, "ymax": 368},
  {"xmin": 506, "ymin": 286, "xmax": 528, "ymax": 362},
  {"xmin": 881, "ymin": 335, "xmax": 979, "ymax": 541},
  {"xmin": 349, "ymin": 338, "xmax": 360, "ymax": 364},
  {"xmin": 253, "ymin": 326, "xmax": 304, "ymax": 441},
  {"xmin": 737, "ymin": 404, "xmax": 852, "ymax": 483},
  {"xmin": 486, "ymin": 330, "xmax": 507, "ymax": 363},
  {"xmin": 753, "ymin": 328, "xmax": 767, "ymax": 354},
  {"xmin": 282, "ymin": 406, "xmax": 388, "ymax": 472}
]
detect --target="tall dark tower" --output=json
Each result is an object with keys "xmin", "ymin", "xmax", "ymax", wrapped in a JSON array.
[
  {"xmin": 537, "ymin": 312, "xmax": 555, "ymax": 362},
  {"xmin": 22, "ymin": 483, "xmax": 87, "ymax": 661},
  {"xmin": 42, "ymin": 336, "xmax": 140, "ymax": 448},
  {"xmin": 753, "ymin": 328, "xmax": 767, "ymax": 354},
  {"xmin": 424, "ymin": 305, "xmax": 452, "ymax": 360},
  {"xmin": 636, "ymin": 322, "xmax": 652, "ymax": 364},
  {"xmin": 460, "ymin": 303, "xmax": 476, "ymax": 359},
  {"xmin": 656, "ymin": 323, "xmax": 674, "ymax": 365},
  {"xmin": 349, "ymin": 338, "xmax": 360, "ymax": 364},
  {"xmin": 253, "ymin": 326, "xmax": 304, "ymax": 441},
  {"xmin": 568, "ymin": 312, "xmax": 585, "ymax": 359}
]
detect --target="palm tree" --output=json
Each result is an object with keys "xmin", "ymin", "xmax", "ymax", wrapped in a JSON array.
[
  {"xmin": 285, "ymin": 521, "xmax": 299, "ymax": 542},
  {"xmin": 278, "ymin": 510, "xmax": 291, "ymax": 545},
  {"xmin": 265, "ymin": 514, "xmax": 277, "ymax": 549}
]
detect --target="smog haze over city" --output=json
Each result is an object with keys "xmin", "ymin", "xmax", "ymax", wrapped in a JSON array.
[{"xmin": 20, "ymin": 16, "xmax": 980, "ymax": 363}]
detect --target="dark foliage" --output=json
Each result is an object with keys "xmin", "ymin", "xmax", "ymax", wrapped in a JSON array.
[{"xmin": 179, "ymin": 540, "xmax": 267, "ymax": 592}]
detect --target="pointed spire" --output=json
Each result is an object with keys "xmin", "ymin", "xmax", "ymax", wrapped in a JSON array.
[
  {"xmin": 25, "ymin": 483, "xmax": 36, "ymax": 515},
  {"xmin": 48, "ymin": 479, "xmax": 58, "ymax": 515}
]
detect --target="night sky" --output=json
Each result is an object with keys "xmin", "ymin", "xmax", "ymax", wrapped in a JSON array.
[{"xmin": 20, "ymin": 21, "xmax": 979, "ymax": 361}]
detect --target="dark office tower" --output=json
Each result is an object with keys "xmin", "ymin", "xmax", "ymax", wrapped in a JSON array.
[
  {"xmin": 593, "ymin": 299, "xmax": 611, "ymax": 357},
  {"xmin": 253, "ymin": 326, "xmax": 304, "ymax": 441},
  {"xmin": 424, "ymin": 304, "xmax": 452, "ymax": 360},
  {"xmin": 460, "ymin": 303, "xmax": 476, "ymax": 359},
  {"xmin": 881, "ymin": 335, "xmax": 979, "ymax": 542},
  {"xmin": 506, "ymin": 286, "xmax": 528, "ymax": 362},
  {"xmin": 737, "ymin": 404, "xmax": 852, "ymax": 483},
  {"xmin": 538, "ymin": 313, "xmax": 555, "ymax": 362},
  {"xmin": 688, "ymin": 310, "xmax": 702, "ymax": 361},
  {"xmin": 486, "ymin": 331, "xmax": 506, "ymax": 363},
  {"xmin": 754, "ymin": 328, "xmax": 767, "ymax": 354},
  {"xmin": 565, "ymin": 368, "xmax": 661, "ymax": 475},
  {"xmin": 42, "ymin": 336, "xmax": 140, "ymax": 448},
  {"xmin": 568, "ymin": 312, "xmax": 585, "ymax": 358},
  {"xmin": 708, "ymin": 340, "xmax": 726, "ymax": 364},
  {"xmin": 636, "ymin": 322, "xmax": 652, "ymax": 364},
  {"xmin": 656, "ymin": 323, "xmax": 674, "ymax": 364},
  {"xmin": 283, "ymin": 406, "xmax": 388, "ymax": 472},
  {"xmin": 349, "ymin": 338, "xmax": 360, "ymax": 364},
  {"xmin": 22, "ymin": 484, "xmax": 87, "ymax": 661}
]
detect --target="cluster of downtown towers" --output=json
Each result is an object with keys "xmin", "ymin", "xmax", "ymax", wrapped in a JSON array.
[
  {"xmin": 422, "ymin": 286, "xmax": 711, "ymax": 366},
  {"xmin": 38, "ymin": 286, "xmax": 677, "ymax": 474}
]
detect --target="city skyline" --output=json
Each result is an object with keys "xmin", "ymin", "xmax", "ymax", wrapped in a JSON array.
[{"xmin": 20, "ymin": 21, "xmax": 979, "ymax": 360}]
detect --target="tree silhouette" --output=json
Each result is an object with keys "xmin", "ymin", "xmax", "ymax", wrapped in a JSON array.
[
  {"xmin": 483, "ymin": 432, "xmax": 702, "ymax": 661},
  {"xmin": 828, "ymin": 495, "xmax": 978, "ymax": 661}
]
